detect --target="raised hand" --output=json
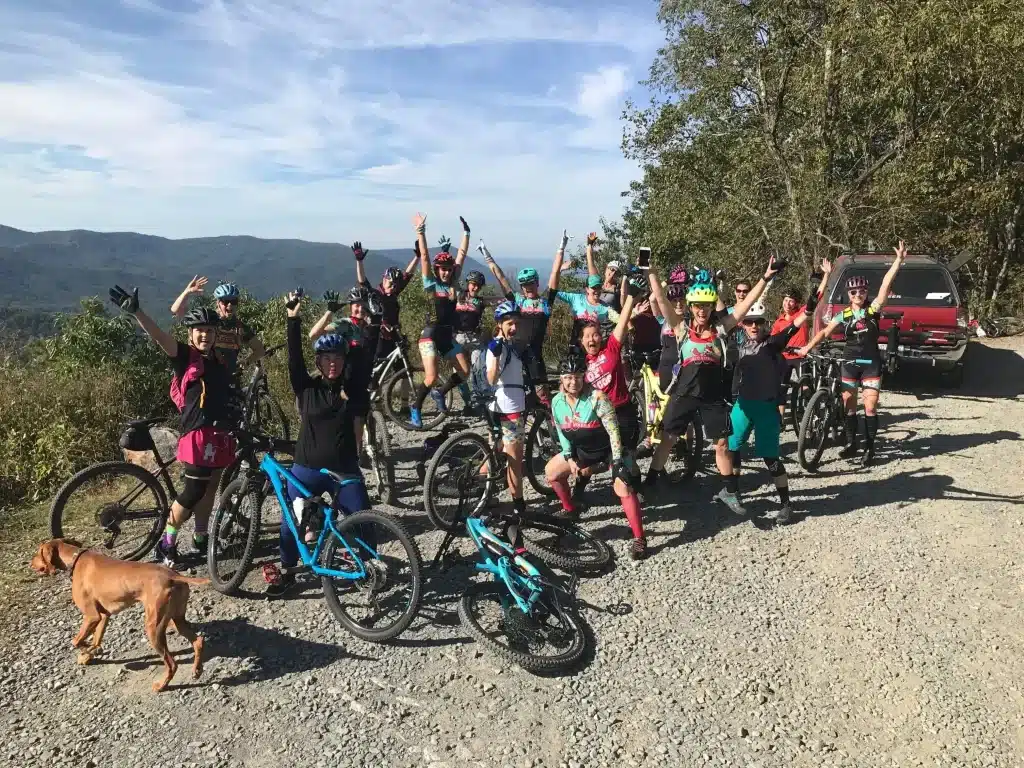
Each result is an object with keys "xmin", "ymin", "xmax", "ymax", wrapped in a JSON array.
[
  {"xmin": 323, "ymin": 290, "xmax": 343, "ymax": 312},
  {"xmin": 477, "ymin": 240, "xmax": 494, "ymax": 263},
  {"xmin": 765, "ymin": 255, "xmax": 787, "ymax": 280},
  {"xmin": 412, "ymin": 212, "xmax": 427, "ymax": 231},
  {"xmin": 821, "ymin": 257, "xmax": 832, "ymax": 275},
  {"xmin": 438, "ymin": 234, "xmax": 452, "ymax": 253},
  {"xmin": 459, "ymin": 216, "xmax": 470, "ymax": 234},
  {"xmin": 285, "ymin": 290, "xmax": 303, "ymax": 316},
  {"xmin": 185, "ymin": 275, "xmax": 208, "ymax": 294},
  {"xmin": 626, "ymin": 275, "xmax": 646, "ymax": 298},
  {"xmin": 413, "ymin": 240, "xmax": 421, "ymax": 257},
  {"xmin": 109, "ymin": 285, "xmax": 140, "ymax": 314},
  {"xmin": 351, "ymin": 241, "xmax": 368, "ymax": 262},
  {"xmin": 894, "ymin": 240, "xmax": 908, "ymax": 263},
  {"xmin": 559, "ymin": 229, "xmax": 571, "ymax": 251},
  {"xmin": 587, "ymin": 232, "xmax": 599, "ymax": 246}
]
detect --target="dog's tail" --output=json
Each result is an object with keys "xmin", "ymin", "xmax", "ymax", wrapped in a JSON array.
[{"xmin": 171, "ymin": 576, "xmax": 211, "ymax": 587}]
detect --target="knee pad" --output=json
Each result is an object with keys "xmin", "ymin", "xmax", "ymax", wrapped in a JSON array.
[
  {"xmin": 177, "ymin": 466, "xmax": 213, "ymax": 509},
  {"xmin": 764, "ymin": 457, "xmax": 785, "ymax": 477}
]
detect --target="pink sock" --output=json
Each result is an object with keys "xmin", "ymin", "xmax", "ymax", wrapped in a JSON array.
[
  {"xmin": 621, "ymin": 493, "xmax": 645, "ymax": 539},
  {"xmin": 550, "ymin": 477, "xmax": 575, "ymax": 512}
]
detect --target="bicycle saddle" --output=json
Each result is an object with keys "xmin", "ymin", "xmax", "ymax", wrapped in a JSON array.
[{"xmin": 126, "ymin": 416, "xmax": 164, "ymax": 429}]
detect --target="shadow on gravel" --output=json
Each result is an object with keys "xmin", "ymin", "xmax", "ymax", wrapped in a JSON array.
[
  {"xmin": 801, "ymin": 467, "xmax": 1024, "ymax": 518},
  {"xmin": 909, "ymin": 342, "xmax": 1024, "ymax": 400},
  {"xmin": 885, "ymin": 429, "xmax": 1021, "ymax": 462}
]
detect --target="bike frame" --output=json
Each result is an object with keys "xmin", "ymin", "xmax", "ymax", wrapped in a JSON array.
[
  {"xmin": 638, "ymin": 364, "xmax": 669, "ymax": 444},
  {"xmin": 466, "ymin": 516, "xmax": 543, "ymax": 615},
  {"xmin": 258, "ymin": 454, "xmax": 374, "ymax": 580}
]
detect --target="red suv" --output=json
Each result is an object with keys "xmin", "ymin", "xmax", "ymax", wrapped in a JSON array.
[{"xmin": 812, "ymin": 252, "xmax": 969, "ymax": 384}]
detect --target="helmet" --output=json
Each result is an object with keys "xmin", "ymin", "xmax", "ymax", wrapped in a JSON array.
[
  {"xmin": 668, "ymin": 265, "xmax": 688, "ymax": 284},
  {"xmin": 666, "ymin": 282, "xmax": 688, "ymax": 301},
  {"xmin": 686, "ymin": 282, "xmax": 719, "ymax": 304},
  {"xmin": 383, "ymin": 266, "xmax": 403, "ymax": 282},
  {"xmin": 558, "ymin": 353, "xmax": 587, "ymax": 375},
  {"xmin": 605, "ymin": 260, "xmax": 622, "ymax": 274},
  {"xmin": 433, "ymin": 252, "xmax": 455, "ymax": 268},
  {"xmin": 516, "ymin": 267, "xmax": 539, "ymax": 285},
  {"xmin": 493, "ymin": 300, "xmax": 521, "ymax": 322},
  {"xmin": 586, "ymin": 275, "xmax": 603, "ymax": 289},
  {"xmin": 691, "ymin": 268, "xmax": 714, "ymax": 286},
  {"xmin": 743, "ymin": 302, "xmax": 768, "ymax": 322},
  {"xmin": 348, "ymin": 286, "xmax": 371, "ymax": 304},
  {"xmin": 847, "ymin": 275, "xmax": 869, "ymax": 290},
  {"xmin": 182, "ymin": 307, "xmax": 219, "ymax": 327},
  {"xmin": 465, "ymin": 270, "xmax": 486, "ymax": 286},
  {"xmin": 313, "ymin": 333, "xmax": 347, "ymax": 355},
  {"xmin": 213, "ymin": 283, "xmax": 240, "ymax": 300}
]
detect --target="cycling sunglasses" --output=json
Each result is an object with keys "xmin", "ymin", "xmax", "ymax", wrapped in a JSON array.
[
  {"xmin": 741, "ymin": 318, "xmax": 767, "ymax": 327},
  {"xmin": 218, "ymin": 298, "xmax": 239, "ymax": 305},
  {"xmin": 848, "ymin": 288, "xmax": 868, "ymax": 296}
]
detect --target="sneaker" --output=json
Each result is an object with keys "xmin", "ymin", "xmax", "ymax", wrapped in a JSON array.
[
  {"xmin": 714, "ymin": 489, "xmax": 747, "ymax": 516},
  {"xmin": 571, "ymin": 476, "xmax": 589, "ymax": 504},
  {"xmin": 181, "ymin": 533, "xmax": 208, "ymax": 564},
  {"xmin": 552, "ymin": 505, "xmax": 581, "ymax": 521},
  {"xmin": 643, "ymin": 469, "xmax": 667, "ymax": 489},
  {"xmin": 266, "ymin": 573, "xmax": 297, "ymax": 598},
  {"xmin": 409, "ymin": 408, "xmax": 423, "ymax": 428},
  {"xmin": 629, "ymin": 537, "xmax": 648, "ymax": 561},
  {"xmin": 429, "ymin": 389, "xmax": 448, "ymax": 413},
  {"xmin": 839, "ymin": 442, "xmax": 860, "ymax": 459},
  {"xmin": 154, "ymin": 539, "xmax": 182, "ymax": 570},
  {"xmin": 776, "ymin": 503, "xmax": 795, "ymax": 525},
  {"xmin": 859, "ymin": 447, "xmax": 875, "ymax": 467}
]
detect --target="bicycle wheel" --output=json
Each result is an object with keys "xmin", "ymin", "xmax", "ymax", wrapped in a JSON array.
[
  {"xmin": 207, "ymin": 478, "xmax": 263, "ymax": 594},
  {"xmin": 50, "ymin": 461, "xmax": 168, "ymax": 561},
  {"xmin": 321, "ymin": 510, "xmax": 423, "ymax": 642},
  {"xmin": 524, "ymin": 413, "xmax": 560, "ymax": 498},
  {"xmin": 789, "ymin": 378, "xmax": 811, "ymax": 434},
  {"xmin": 517, "ymin": 512, "xmax": 612, "ymax": 573},
  {"xmin": 251, "ymin": 387, "xmax": 291, "ymax": 441},
  {"xmin": 797, "ymin": 388, "xmax": 832, "ymax": 471},
  {"xmin": 364, "ymin": 409, "xmax": 397, "ymax": 506},
  {"xmin": 458, "ymin": 580, "xmax": 587, "ymax": 673},
  {"xmin": 424, "ymin": 431, "xmax": 498, "ymax": 533},
  {"xmin": 381, "ymin": 369, "xmax": 452, "ymax": 431}
]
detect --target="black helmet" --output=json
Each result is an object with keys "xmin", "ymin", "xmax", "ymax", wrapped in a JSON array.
[
  {"xmin": 558, "ymin": 353, "xmax": 587, "ymax": 375},
  {"xmin": 465, "ymin": 270, "xmax": 486, "ymax": 286},
  {"xmin": 182, "ymin": 307, "xmax": 219, "ymax": 328},
  {"xmin": 348, "ymin": 286, "xmax": 371, "ymax": 304}
]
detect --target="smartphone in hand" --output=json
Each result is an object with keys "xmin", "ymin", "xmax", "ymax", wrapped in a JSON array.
[{"xmin": 637, "ymin": 247, "xmax": 652, "ymax": 270}]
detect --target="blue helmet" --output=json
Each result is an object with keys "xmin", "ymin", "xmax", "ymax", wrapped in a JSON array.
[
  {"xmin": 493, "ymin": 300, "xmax": 521, "ymax": 322},
  {"xmin": 214, "ymin": 283, "xmax": 240, "ymax": 300},
  {"xmin": 313, "ymin": 334, "xmax": 346, "ymax": 354},
  {"xmin": 516, "ymin": 268, "xmax": 539, "ymax": 285}
]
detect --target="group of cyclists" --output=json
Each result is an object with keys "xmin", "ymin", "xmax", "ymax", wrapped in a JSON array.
[{"xmin": 108, "ymin": 212, "xmax": 910, "ymax": 588}]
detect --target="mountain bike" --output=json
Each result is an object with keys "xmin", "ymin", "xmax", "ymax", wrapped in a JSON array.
[
  {"xmin": 207, "ymin": 427, "xmax": 423, "ymax": 642},
  {"xmin": 796, "ymin": 354, "xmax": 875, "ymax": 471},
  {"xmin": 627, "ymin": 352, "xmax": 703, "ymax": 480},
  {"xmin": 241, "ymin": 343, "xmax": 290, "ymax": 441},
  {"xmin": 50, "ymin": 416, "xmax": 174, "ymax": 561},
  {"xmin": 423, "ymin": 411, "xmax": 611, "ymax": 573},
  {"xmin": 787, "ymin": 353, "xmax": 829, "ymax": 434},
  {"xmin": 373, "ymin": 332, "xmax": 454, "ymax": 432},
  {"xmin": 362, "ymin": 408, "xmax": 396, "ymax": 505},
  {"xmin": 430, "ymin": 508, "xmax": 588, "ymax": 673}
]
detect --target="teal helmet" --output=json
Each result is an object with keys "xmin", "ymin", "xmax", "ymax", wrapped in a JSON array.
[{"xmin": 516, "ymin": 267, "xmax": 539, "ymax": 285}]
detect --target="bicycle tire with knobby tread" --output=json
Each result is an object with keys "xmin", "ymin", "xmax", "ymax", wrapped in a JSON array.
[
  {"xmin": 381, "ymin": 370, "xmax": 451, "ymax": 432},
  {"xmin": 524, "ymin": 414, "xmax": 559, "ymax": 498},
  {"xmin": 518, "ymin": 513, "xmax": 612, "ymax": 573},
  {"xmin": 423, "ymin": 431, "xmax": 498, "ymax": 533},
  {"xmin": 797, "ymin": 388, "xmax": 832, "ymax": 471},
  {"xmin": 321, "ymin": 510, "xmax": 423, "ymax": 643},
  {"xmin": 458, "ymin": 581, "xmax": 587, "ymax": 673},
  {"xmin": 49, "ymin": 461, "xmax": 169, "ymax": 562},
  {"xmin": 367, "ymin": 409, "xmax": 397, "ymax": 505},
  {"xmin": 206, "ymin": 478, "xmax": 263, "ymax": 595}
]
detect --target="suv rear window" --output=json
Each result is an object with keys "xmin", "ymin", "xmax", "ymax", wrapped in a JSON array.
[{"xmin": 829, "ymin": 266, "xmax": 957, "ymax": 307}]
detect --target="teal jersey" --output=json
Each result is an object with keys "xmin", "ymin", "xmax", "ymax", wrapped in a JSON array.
[{"xmin": 550, "ymin": 389, "xmax": 621, "ymax": 460}]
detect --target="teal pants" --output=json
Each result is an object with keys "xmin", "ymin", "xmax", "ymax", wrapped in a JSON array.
[{"xmin": 728, "ymin": 398, "xmax": 781, "ymax": 457}]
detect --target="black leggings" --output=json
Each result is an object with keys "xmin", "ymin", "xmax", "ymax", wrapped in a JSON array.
[{"xmin": 177, "ymin": 464, "xmax": 215, "ymax": 509}]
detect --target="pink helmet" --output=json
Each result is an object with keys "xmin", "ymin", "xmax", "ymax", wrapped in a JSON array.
[{"xmin": 846, "ymin": 275, "xmax": 869, "ymax": 290}]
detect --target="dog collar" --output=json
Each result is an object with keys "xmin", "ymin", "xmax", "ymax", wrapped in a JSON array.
[{"xmin": 67, "ymin": 548, "xmax": 88, "ymax": 577}]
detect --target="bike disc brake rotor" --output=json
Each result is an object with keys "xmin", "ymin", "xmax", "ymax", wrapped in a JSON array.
[{"xmin": 95, "ymin": 501, "xmax": 125, "ymax": 530}]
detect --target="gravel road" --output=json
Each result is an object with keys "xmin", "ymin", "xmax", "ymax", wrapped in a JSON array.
[{"xmin": 2, "ymin": 339, "xmax": 1023, "ymax": 768}]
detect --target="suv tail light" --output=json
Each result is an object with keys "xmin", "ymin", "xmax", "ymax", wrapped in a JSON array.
[
  {"xmin": 822, "ymin": 307, "xmax": 833, "ymax": 324},
  {"xmin": 956, "ymin": 306, "xmax": 968, "ymax": 328}
]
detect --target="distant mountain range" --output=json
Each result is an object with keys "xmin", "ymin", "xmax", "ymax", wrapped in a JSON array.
[{"xmin": 0, "ymin": 224, "xmax": 501, "ymax": 311}]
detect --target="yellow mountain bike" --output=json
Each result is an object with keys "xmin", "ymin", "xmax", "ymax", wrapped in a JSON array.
[{"xmin": 628, "ymin": 351, "xmax": 703, "ymax": 481}]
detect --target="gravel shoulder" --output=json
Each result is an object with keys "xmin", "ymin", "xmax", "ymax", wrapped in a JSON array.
[{"xmin": 2, "ymin": 339, "xmax": 1023, "ymax": 768}]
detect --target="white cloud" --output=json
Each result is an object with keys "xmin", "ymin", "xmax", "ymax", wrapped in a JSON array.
[{"xmin": 0, "ymin": 1, "xmax": 661, "ymax": 257}]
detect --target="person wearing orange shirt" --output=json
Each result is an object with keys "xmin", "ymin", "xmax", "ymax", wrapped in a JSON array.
[{"xmin": 772, "ymin": 260, "xmax": 831, "ymax": 422}]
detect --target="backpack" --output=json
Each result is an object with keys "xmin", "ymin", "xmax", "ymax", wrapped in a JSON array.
[{"xmin": 170, "ymin": 347, "xmax": 205, "ymax": 412}]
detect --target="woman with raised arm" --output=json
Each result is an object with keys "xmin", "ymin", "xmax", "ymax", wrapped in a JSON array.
[
  {"xmin": 409, "ymin": 214, "xmax": 473, "ymax": 428},
  {"xmin": 549, "ymin": 231, "xmax": 620, "ymax": 349},
  {"xmin": 585, "ymin": 232, "xmax": 625, "ymax": 314},
  {"xmin": 271, "ymin": 291, "xmax": 369, "ymax": 596},
  {"xmin": 797, "ymin": 241, "xmax": 908, "ymax": 466},
  {"xmin": 109, "ymin": 285, "xmax": 236, "ymax": 568},
  {"xmin": 644, "ymin": 256, "xmax": 783, "ymax": 516}
]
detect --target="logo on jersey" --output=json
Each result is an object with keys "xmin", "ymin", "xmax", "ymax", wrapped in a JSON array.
[{"xmin": 585, "ymin": 353, "xmax": 614, "ymax": 392}]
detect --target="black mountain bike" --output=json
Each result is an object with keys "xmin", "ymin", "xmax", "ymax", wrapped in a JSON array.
[
  {"xmin": 241, "ymin": 343, "xmax": 290, "ymax": 441},
  {"xmin": 797, "ymin": 353, "xmax": 874, "ymax": 471}
]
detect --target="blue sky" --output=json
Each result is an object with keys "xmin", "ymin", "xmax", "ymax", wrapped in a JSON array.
[{"xmin": 0, "ymin": 0, "xmax": 661, "ymax": 261}]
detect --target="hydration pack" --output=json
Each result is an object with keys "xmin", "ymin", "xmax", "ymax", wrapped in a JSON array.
[{"xmin": 170, "ymin": 347, "xmax": 205, "ymax": 412}]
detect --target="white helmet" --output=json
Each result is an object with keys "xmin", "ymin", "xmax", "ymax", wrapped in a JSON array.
[
  {"xmin": 605, "ymin": 260, "xmax": 622, "ymax": 273},
  {"xmin": 744, "ymin": 302, "xmax": 768, "ymax": 322}
]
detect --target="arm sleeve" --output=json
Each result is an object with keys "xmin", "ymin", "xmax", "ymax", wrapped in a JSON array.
[
  {"xmin": 344, "ymin": 347, "xmax": 372, "ymax": 415},
  {"xmin": 767, "ymin": 324, "xmax": 801, "ymax": 350},
  {"xmin": 550, "ymin": 398, "xmax": 573, "ymax": 458},
  {"xmin": 594, "ymin": 393, "xmax": 622, "ymax": 462},
  {"xmin": 607, "ymin": 307, "xmax": 621, "ymax": 324},
  {"xmin": 286, "ymin": 317, "xmax": 314, "ymax": 395},
  {"xmin": 545, "ymin": 287, "xmax": 558, "ymax": 305},
  {"xmin": 171, "ymin": 341, "xmax": 191, "ymax": 377}
]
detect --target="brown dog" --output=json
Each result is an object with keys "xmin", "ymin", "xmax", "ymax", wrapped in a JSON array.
[{"xmin": 31, "ymin": 538, "xmax": 207, "ymax": 692}]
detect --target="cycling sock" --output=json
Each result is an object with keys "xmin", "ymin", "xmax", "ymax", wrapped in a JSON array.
[
  {"xmin": 512, "ymin": 496, "xmax": 526, "ymax": 515},
  {"xmin": 844, "ymin": 414, "xmax": 859, "ymax": 447},
  {"xmin": 864, "ymin": 414, "xmax": 878, "ymax": 450},
  {"xmin": 550, "ymin": 477, "xmax": 575, "ymax": 512},
  {"xmin": 412, "ymin": 383, "xmax": 430, "ymax": 410},
  {"xmin": 621, "ymin": 493, "xmax": 644, "ymax": 539},
  {"xmin": 441, "ymin": 373, "xmax": 463, "ymax": 395},
  {"xmin": 457, "ymin": 382, "xmax": 471, "ymax": 403},
  {"xmin": 732, "ymin": 450, "xmax": 742, "ymax": 476},
  {"xmin": 161, "ymin": 523, "xmax": 178, "ymax": 548},
  {"xmin": 724, "ymin": 474, "xmax": 739, "ymax": 495}
]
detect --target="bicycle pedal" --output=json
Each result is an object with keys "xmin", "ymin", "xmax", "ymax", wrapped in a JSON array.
[{"xmin": 261, "ymin": 563, "xmax": 282, "ymax": 585}]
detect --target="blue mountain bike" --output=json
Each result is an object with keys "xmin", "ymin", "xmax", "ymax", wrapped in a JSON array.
[
  {"xmin": 432, "ymin": 511, "xmax": 588, "ymax": 673},
  {"xmin": 207, "ymin": 429, "xmax": 423, "ymax": 642}
]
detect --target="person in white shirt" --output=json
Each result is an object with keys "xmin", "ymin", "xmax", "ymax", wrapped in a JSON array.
[{"xmin": 486, "ymin": 301, "xmax": 527, "ymax": 514}]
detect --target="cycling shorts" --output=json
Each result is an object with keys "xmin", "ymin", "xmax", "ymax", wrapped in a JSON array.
[
  {"xmin": 418, "ymin": 326, "xmax": 462, "ymax": 360},
  {"xmin": 455, "ymin": 331, "xmax": 481, "ymax": 366},
  {"xmin": 728, "ymin": 398, "xmax": 781, "ymax": 457},
  {"xmin": 777, "ymin": 358, "xmax": 800, "ymax": 405},
  {"xmin": 614, "ymin": 403, "xmax": 640, "ymax": 452},
  {"xmin": 663, "ymin": 395, "xmax": 732, "ymax": 442},
  {"xmin": 494, "ymin": 411, "xmax": 525, "ymax": 446},
  {"xmin": 841, "ymin": 360, "xmax": 881, "ymax": 391},
  {"xmin": 374, "ymin": 335, "xmax": 398, "ymax": 363}
]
